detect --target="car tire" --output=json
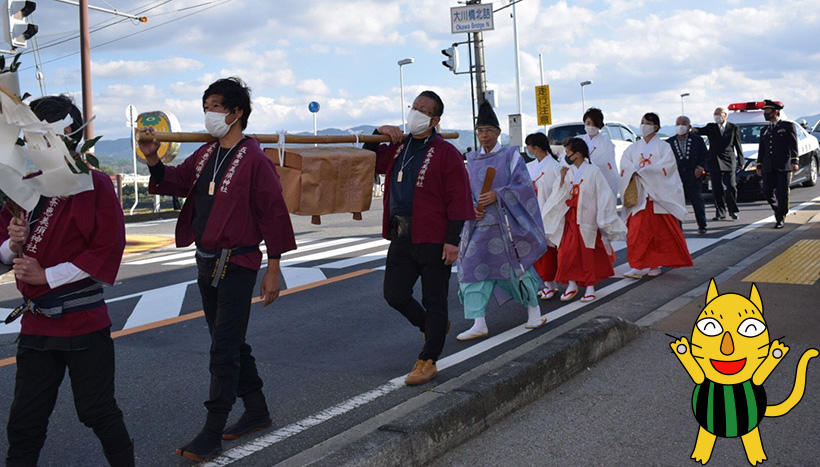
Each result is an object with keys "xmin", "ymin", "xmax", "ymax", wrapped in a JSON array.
[{"xmin": 802, "ymin": 155, "xmax": 817, "ymax": 187}]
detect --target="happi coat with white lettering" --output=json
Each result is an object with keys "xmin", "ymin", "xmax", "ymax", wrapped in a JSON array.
[
  {"xmin": 148, "ymin": 137, "xmax": 296, "ymax": 270},
  {"xmin": 0, "ymin": 170, "xmax": 125, "ymax": 337}
]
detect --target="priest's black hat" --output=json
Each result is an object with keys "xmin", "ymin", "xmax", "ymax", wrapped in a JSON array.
[
  {"xmin": 476, "ymin": 100, "xmax": 500, "ymax": 129},
  {"xmin": 762, "ymin": 99, "xmax": 784, "ymax": 110}
]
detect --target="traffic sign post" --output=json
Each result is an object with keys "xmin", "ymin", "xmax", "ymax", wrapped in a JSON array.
[
  {"xmin": 535, "ymin": 85, "xmax": 552, "ymax": 126},
  {"xmin": 450, "ymin": 3, "xmax": 494, "ymax": 34},
  {"xmin": 309, "ymin": 101, "xmax": 320, "ymax": 147}
]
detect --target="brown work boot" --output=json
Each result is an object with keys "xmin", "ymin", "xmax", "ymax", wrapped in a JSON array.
[{"xmin": 405, "ymin": 359, "xmax": 437, "ymax": 385}]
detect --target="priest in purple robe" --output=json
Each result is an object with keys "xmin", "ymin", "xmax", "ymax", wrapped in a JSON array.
[{"xmin": 456, "ymin": 101, "xmax": 548, "ymax": 341}]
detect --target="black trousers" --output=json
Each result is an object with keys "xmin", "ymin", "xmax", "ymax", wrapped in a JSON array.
[
  {"xmin": 6, "ymin": 328, "xmax": 132, "ymax": 467},
  {"xmin": 682, "ymin": 174, "xmax": 707, "ymax": 229},
  {"xmin": 196, "ymin": 260, "xmax": 264, "ymax": 418},
  {"xmin": 383, "ymin": 238, "xmax": 451, "ymax": 362},
  {"xmin": 710, "ymin": 168, "xmax": 738, "ymax": 217},
  {"xmin": 761, "ymin": 171, "xmax": 791, "ymax": 222}
]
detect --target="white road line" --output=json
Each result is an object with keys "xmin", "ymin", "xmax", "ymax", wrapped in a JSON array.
[
  {"xmin": 0, "ymin": 309, "xmax": 20, "ymax": 335},
  {"xmin": 125, "ymin": 237, "xmax": 325, "ymax": 266},
  {"xmin": 162, "ymin": 237, "xmax": 366, "ymax": 267},
  {"xmin": 280, "ymin": 239, "xmax": 391, "ymax": 267},
  {"xmin": 281, "ymin": 267, "xmax": 327, "ymax": 289},
  {"xmin": 204, "ymin": 197, "xmax": 820, "ymax": 466},
  {"xmin": 122, "ymin": 282, "xmax": 190, "ymax": 329}
]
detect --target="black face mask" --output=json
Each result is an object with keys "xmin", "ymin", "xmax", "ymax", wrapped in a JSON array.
[{"xmin": 564, "ymin": 154, "xmax": 574, "ymax": 165}]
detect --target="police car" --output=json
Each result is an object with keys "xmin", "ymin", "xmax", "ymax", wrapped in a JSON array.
[{"xmin": 724, "ymin": 101, "xmax": 819, "ymax": 199}]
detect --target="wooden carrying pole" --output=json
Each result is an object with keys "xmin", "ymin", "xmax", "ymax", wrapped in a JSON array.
[{"xmin": 136, "ymin": 131, "xmax": 459, "ymax": 144}]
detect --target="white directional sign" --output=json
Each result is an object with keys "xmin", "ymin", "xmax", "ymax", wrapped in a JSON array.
[{"xmin": 450, "ymin": 3, "xmax": 494, "ymax": 34}]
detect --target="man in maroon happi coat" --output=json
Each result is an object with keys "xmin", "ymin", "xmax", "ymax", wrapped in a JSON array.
[
  {"xmin": 363, "ymin": 90, "xmax": 474, "ymax": 386},
  {"xmin": 1, "ymin": 96, "xmax": 134, "ymax": 466},
  {"xmin": 139, "ymin": 77, "xmax": 296, "ymax": 461}
]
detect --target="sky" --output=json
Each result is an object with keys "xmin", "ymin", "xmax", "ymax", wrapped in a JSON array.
[{"xmin": 10, "ymin": 0, "xmax": 820, "ymax": 141}]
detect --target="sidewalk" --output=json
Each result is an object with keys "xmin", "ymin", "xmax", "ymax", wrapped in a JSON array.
[{"xmin": 431, "ymin": 215, "xmax": 820, "ymax": 466}]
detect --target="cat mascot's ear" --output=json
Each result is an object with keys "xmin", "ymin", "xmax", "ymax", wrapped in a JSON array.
[
  {"xmin": 749, "ymin": 283, "xmax": 763, "ymax": 314},
  {"xmin": 706, "ymin": 279, "xmax": 719, "ymax": 305}
]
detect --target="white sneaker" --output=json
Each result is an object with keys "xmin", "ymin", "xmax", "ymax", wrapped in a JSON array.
[
  {"xmin": 648, "ymin": 268, "xmax": 663, "ymax": 277},
  {"xmin": 456, "ymin": 319, "xmax": 489, "ymax": 341},
  {"xmin": 623, "ymin": 268, "xmax": 649, "ymax": 279}
]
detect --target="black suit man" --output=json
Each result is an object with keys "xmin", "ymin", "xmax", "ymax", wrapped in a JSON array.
[
  {"xmin": 667, "ymin": 115, "xmax": 709, "ymax": 234},
  {"xmin": 694, "ymin": 107, "xmax": 744, "ymax": 220},
  {"xmin": 756, "ymin": 99, "xmax": 798, "ymax": 229}
]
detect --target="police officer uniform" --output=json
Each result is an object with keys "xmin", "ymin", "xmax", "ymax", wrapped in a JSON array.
[{"xmin": 757, "ymin": 99, "xmax": 798, "ymax": 229}]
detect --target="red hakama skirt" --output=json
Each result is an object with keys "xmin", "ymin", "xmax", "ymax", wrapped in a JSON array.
[
  {"xmin": 627, "ymin": 199, "xmax": 693, "ymax": 269},
  {"xmin": 533, "ymin": 247, "xmax": 558, "ymax": 282},
  {"xmin": 554, "ymin": 191, "xmax": 614, "ymax": 287}
]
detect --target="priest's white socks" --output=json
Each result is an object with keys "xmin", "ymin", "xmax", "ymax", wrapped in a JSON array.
[
  {"xmin": 525, "ymin": 305, "xmax": 544, "ymax": 328},
  {"xmin": 456, "ymin": 317, "xmax": 488, "ymax": 341}
]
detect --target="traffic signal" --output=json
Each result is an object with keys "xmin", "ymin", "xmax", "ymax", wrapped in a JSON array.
[
  {"xmin": 3, "ymin": 1, "xmax": 37, "ymax": 49},
  {"xmin": 441, "ymin": 45, "xmax": 458, "ymax": 73}
]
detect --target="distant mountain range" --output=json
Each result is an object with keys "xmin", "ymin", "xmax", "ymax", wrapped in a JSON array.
[{"xmin": 94, "ymin": 114, "xmax": 819, "ymax": 174}]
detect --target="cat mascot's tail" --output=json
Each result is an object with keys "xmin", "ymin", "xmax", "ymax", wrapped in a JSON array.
[{"xmin": 766, "ymin": 349, "xmax": 818, "ymax": 417}]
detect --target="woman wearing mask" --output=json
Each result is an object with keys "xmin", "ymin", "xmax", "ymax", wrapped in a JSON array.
[
  {"xmin": 540, "ymin": 138, "xmax": 626, "ymax": 302},
  {"xmin": 526, "ymin": 132, "xmax": 562, "ymax": 299},
  {"xmin": 580, "ymin": 108, "xmax": 620, "ymax": 197},
  {"xmin": 620, "ymin": 113, "xmax": 692, "ymax": 279}
]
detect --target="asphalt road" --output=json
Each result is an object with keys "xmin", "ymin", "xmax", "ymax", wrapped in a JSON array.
[{"xmin": 0, "ymin": 183, "xmax": 818, "ymax": 466}]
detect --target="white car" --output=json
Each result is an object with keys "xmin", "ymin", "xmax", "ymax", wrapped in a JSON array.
[
  {"xmin": 725, "ymin": 101, "xmax": 819, "ymax": 197},
  {"xmin": 811, "ymin": 119, "xmax": 820, "ymax": 141},
  {"xmin": 546, "ymin": 121, "xmax": 638, "ymax": 170}
]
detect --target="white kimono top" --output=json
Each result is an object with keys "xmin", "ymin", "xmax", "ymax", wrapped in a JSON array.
[
  {"xmin": 540, "ymin": 161, "xmax": 626, "ymax": 254},
  {"xmin": 581, "ymin": 132, "xmax": 620, "ymax": 197},
  {"xmin": 619, "ymin": 135, "xmax": 687, "ymax": 221}
]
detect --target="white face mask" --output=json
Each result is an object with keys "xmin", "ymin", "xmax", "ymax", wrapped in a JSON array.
[
  {"xmin": 713, "ymin": 114, "xmax": 723, "ymax": 124},
  {"xmin": 407, "ymin": 109, "xmax": 432, "ymax": 136},
  {"xmin": 584, "ymin": 125, "xmax": 599, "ymax": 137},
  {"xmin": 47, "ymin": 115, "xmax": 74, "ymax": 136},
  {"xmin": 675, "ymin": 125, "xmax": 689, "ymax": 136},
  {"xmin": 640, "ymin": 124, "xmax": 656, "ymax": 138},
  {"xmin": 205, "ymin": 111, "xmax": 237, "ymax": 138}
]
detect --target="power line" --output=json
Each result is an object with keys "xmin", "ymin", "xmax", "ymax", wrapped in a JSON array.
[{"xmin": 21, "ymin": 0, "xmax": 233, "ymax": 70}]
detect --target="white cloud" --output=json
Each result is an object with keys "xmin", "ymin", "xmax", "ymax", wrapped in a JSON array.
[
  {"xmin": 92, "ymin": 58, "xmax": 203, "ymax": 79},
  {"xmin": 296, "ymin": 79, "xmax": 331, "ymax": 96}
]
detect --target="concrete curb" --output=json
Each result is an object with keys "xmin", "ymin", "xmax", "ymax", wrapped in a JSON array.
[{"xmin": 308, "ymin": 316, "xmax": 643, "ymax": 467}]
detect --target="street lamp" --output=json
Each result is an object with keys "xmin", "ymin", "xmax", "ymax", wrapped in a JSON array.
[
  {"xmin": 580, "ymin": 80, "xmax": 593, "ymax": 113},
  {"xmin": 680, "ymin": 92, "xmax": 690, "ymax": 114},
  {"xmin": 398, "ymin": 58, "xmax": 414, "ymax": 132}
]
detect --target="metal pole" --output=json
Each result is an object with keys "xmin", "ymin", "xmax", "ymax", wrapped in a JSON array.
[
  {"xmin": 539, "ymin": 53, "xmax": 546, "ymax": 134},
  {"xmin": 512, "ymin": 0, "xmax": 522, "ymax": 116},
  {"xmin": 399, "ymin": 65, "xmax": 406, "ymax": 132},
  {"xmin": 313, "ymin": 112, "xmax": 318, "ymax": 148},
  {"xmin": 468, "ymin": 35, "xmax": 477, "ymax": 152},
  {"xmin": 581, "ymin": 86, "xmax": 585, "ymax": 114},
  {"xmin": 128, "ymin": 107, "xmax": 138, "ymax": 215},
  {"xmin": 473, "ymin": 31, "xmax": 487, "ymax": 106},
  {"xmin": 80, "ymin": 0, "xmax": 93, "ymax": 142}
]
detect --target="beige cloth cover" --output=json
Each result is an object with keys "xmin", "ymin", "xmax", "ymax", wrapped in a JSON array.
[{"xmin": 263, "ymin": 146, "xmax": 375, "ymax": 219}]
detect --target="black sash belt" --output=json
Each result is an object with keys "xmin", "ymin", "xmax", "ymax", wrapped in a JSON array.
[
  {"xmin": 196, "ymin": 246, "xmax": 258, "ymax": 287},
  {"xmin": 4, "ymin": 280, "xmax": 104, "ymax": 324}
]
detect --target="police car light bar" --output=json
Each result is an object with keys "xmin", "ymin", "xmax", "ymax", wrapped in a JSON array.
[{"xmin": 728, "ymin": 101, "xmax": 784, "ymax": 111}]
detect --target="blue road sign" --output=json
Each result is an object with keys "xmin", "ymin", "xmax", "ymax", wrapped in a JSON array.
[{"xmin": 309, "ymin": 101, "xmax": 320, "ymax": 113}]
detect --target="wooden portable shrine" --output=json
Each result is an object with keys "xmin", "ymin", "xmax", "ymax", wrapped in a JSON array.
[{"xmin": 137, "ymin": 131, "xmax": 460, "ymax": 224}]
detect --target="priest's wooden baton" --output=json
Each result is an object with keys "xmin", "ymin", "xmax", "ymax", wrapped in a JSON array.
[{"xmin": 476, "ymin": 167, "xmax": 496, "ymax": 214}]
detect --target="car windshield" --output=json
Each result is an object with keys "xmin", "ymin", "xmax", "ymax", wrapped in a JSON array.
[
  {"xmin": 548, "ymin": 124, "xmax": 585, "ymax": 145},
  {"xmin": 737, "ymin": 123, "xmax": 768, "ymax": 144}
]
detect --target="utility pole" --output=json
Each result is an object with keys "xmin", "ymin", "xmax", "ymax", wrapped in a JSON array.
[
  {"xmin": 467, "ymin": 0, "xmax": 487, "ymax": 109},
  {"xmin": 80, "ymin": 0, "xmax": 93, "ymax": 141}
]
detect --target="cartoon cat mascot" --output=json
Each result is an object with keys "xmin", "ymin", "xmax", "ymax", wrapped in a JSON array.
[{"xmin": 670, "ymin": 279, "xmax": 817, "ymax": 465}]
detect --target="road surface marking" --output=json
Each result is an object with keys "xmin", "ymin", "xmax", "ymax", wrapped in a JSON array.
[{"xmin": 122, "ymin": 282, "xmax": 190, "ymax": 329}]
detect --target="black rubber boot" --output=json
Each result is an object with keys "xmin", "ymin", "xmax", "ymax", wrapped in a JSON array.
[
  {"xmin": 223, "ymin": 391, "xmax": 272, "ymax": 440},
  {"xmin": 104, "ymin": 439, "xmax": 134, "ymax": 467},
  {"xmin": 177, "ymin": 413, "xmax": 226, "ymax": 462}
]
